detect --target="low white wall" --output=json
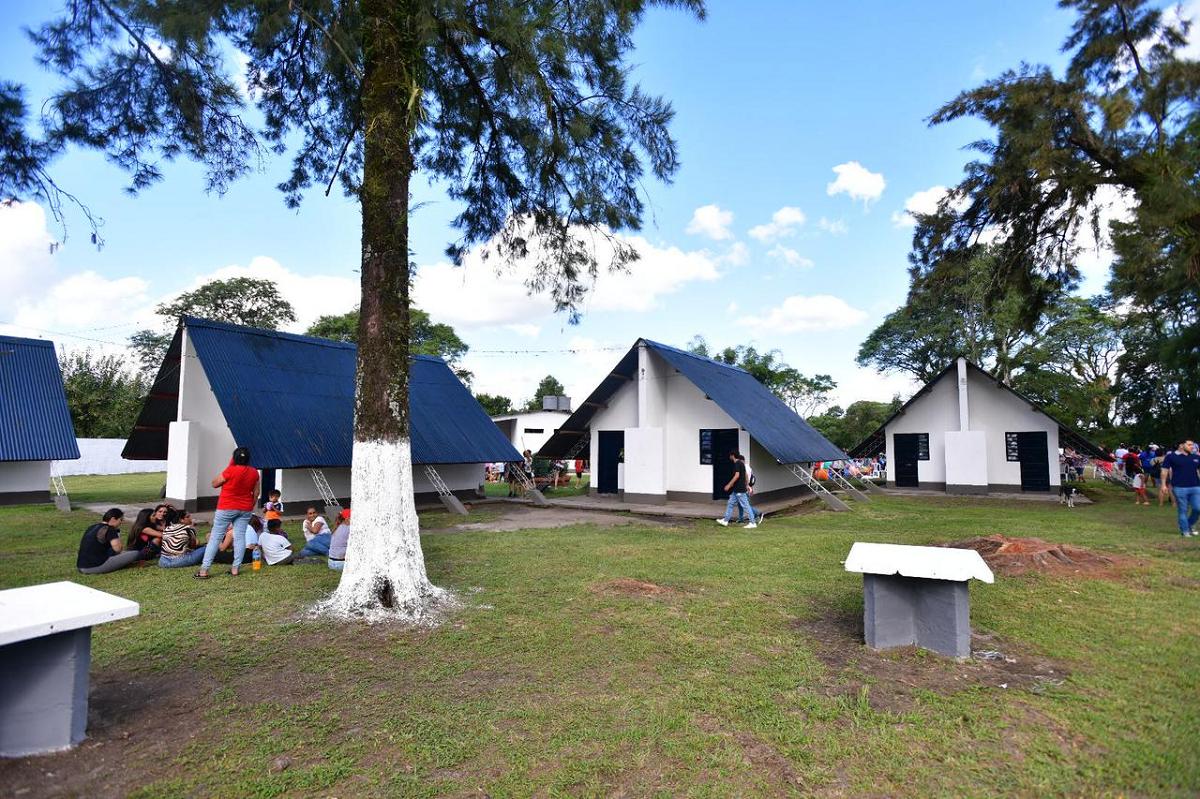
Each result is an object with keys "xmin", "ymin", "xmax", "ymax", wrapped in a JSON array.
[
  {"xmin": 277, "ymin": 463, "xmax": 486, "ymax": 509},
  {"xmin": 51, "ymin": 439, "xmax": 167, "ymax": 477},
  {"xmin": 0, "ymin": 461, "xmax": 50, "ymax": 493}
]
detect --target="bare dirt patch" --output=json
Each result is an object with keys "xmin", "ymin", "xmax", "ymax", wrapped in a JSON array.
[
  {"xmin": 941, "ymin": 534, "xmax": 1138, "ymax": 580},
  {"xmin": 792, "ymin": 606, "xmax": 1070, "ymax": 715},
  {"xmin": 591, "ymin": 577, "xmax": 682, "ymax": 598},
  {"xmin": 0, "ymin": 670, "xmax": 216, "ymax": 799},
  {"xmin": 430, "ymin": 505, "xmax": 672, "ymax": 534}
]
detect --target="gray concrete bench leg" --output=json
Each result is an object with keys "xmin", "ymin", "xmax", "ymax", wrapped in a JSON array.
[
  {"xmin": 0, "ymin": 627, "xmax": 91, "ymax": 757},
  {"xmin": 863, "ymin": 574, "xmax": 971, "ymax": 658}
]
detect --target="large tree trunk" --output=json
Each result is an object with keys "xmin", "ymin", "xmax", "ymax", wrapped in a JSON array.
[{"xmin": 319, "ymin": 0, "xmax": 447, "ymax": 621}]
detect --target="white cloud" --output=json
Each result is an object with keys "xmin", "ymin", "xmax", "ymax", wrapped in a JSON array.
[
  {"xmin": 0, "ymin": 202, "xmax": 57, "ymax": 305},
  {"xmin": 727, "ymin": 301, "xmax": 739, "ymax": 315},
  {"xmin": 891, "ymin": 185, "xmax": 950, "ymax": 227},
  {"xmin": 767, "ymin": 245, "xmax": 814, "ymax": 269},
  {"xmin": 738, "ymin": 294, "xmax": 867, "ymax": 333},
  {"xmin": 504, "ymin": 323, "xmax": 542, "ymax": 338},
  {"xmin": 720, "ymin": 241, "xmax": 750, "ymax": 267},
  {"xmin": 748, "ymin": 206, "xmax": 806, "ymax": 242},
  {"xmin": 826, "ymin": 161, "xmax": 886, "ymax": 206},
  {"xmin": 818, "ymin": 217, "xmax": 848, "ymax": 236},
  {"xmin": 10, "ymin": 272, "xmax": 152, "ymax": 334},
  {"xmin": 686, "ymin": 204, "xmax": 734, "ymax": 240},
  {"xmin": 831, "ymin": 367, "xmax": 921, "ymax": 408},
  {"xmin": 413, "ymin": 230, "xmax": 721, "ymax": 328}
]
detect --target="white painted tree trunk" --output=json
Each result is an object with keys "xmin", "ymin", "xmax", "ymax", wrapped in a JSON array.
[{"xmin": 314, "ymin": 438, "xmax": 452, "ymax": 623}]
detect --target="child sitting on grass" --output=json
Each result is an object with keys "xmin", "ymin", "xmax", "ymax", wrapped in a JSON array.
[
  {"xmin": 258, "ymin": 518, "xmax": 294, "ymax": 565},
  {"xmin": 262, "ymin": 489, "xmax": 284, "ymax": 522}
]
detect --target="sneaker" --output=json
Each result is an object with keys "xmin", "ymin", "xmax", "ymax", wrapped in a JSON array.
[
  {"xmin": 716, "ymin": 518, "xmax": 729, "ymax": 527},
  {"xmin": 743, "ymin": 523, "xmax": 757, "ymax": 529}
]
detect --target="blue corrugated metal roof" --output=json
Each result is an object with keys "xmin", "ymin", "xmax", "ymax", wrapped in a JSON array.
[
  {"xmin": 539, "ymin": 338, "xmax": 844, "ymax": 464},
  {"xmin": 0, "ymin": 335, "xmax": 80, "ymax": 462},
  {"xmin": 643, "ymin": 340, "xmax": 846, "ymax": 464},
  {"xmin": 183, "ymin": 317, "xmax": 520, "ymax": 468}
]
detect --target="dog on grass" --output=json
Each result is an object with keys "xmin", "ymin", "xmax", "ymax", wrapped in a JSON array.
[{"xmin": 1059, "ymin": 485, "xmax": 1078, "ymax": 508}]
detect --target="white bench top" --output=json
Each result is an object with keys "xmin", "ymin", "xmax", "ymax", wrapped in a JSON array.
[
  {"xmin": 0, "ymin": 581, "xmax": 140, "ymax": 646},
  {"xmin": 844, "ymin": 542, "xmax": 994, "ymax": 584}
]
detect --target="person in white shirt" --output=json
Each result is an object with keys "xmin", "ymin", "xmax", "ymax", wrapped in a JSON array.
[
  {"xmin": 302, "ymin": 506, "xmax": 328, "ymax": 542},
  {"xmin": 258, "ymin": 519, "xmax": 294, "ymax": 565}
]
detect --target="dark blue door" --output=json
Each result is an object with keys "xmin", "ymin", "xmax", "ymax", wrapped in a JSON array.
[{"xmin": 597, "ymin": 431, "xmax": 624, "ymax": 494}]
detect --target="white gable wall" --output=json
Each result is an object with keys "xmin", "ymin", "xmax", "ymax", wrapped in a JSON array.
[
  {"xmin": 589, "ymin": 349, "xmax": 800, "ymax": 501},
  {"xmin": 885, "ymin": 374, "xmax": 959, "ymax": 486},
  {"xmin": 884, "ymin": 363, "xmax": 1061, "ymax": 491},
  {"xmin": 967, "ymin": 378, "xmax": 1059, "ymax": 488},
  {"xmin": 495, "ymin": 411, "xmax": 571, "ymax": 456}
]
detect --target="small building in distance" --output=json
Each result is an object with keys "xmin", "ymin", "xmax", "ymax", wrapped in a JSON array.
[
  {"xmin": 848, "ymin": 357, "xmax": 1108, "ymax": 494},
  {"xmin": 0, "ymin": 335, "xmax": 80, "ymax": 504},
  {"xmin": 491, "ymin": 396, "xmax": 572, "ymax": 458},
  {"xmin": 538, "ymin": 339, "xmax": 845, "ymax": 505},
  {"xmin": 123, "ymin": 317, "xmax": 520, "ymax": 511}
]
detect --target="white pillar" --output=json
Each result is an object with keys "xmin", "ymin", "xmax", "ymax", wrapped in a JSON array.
[
  {"xmin": 636, "ymin": 341, "xmax": 648, "ymax": 428},
  {"xmin": 956, "ymin": 357, "xmax": 970, "ymax": 432}
]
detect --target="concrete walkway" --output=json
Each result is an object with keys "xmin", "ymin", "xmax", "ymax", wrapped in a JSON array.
[
  {"xmin": 877, "ymin": 487, "xmax": 1093, "ymax": 504},
  {"xmin": 541, "ymin": 492, "xmax": 821, "ymax": 520}
]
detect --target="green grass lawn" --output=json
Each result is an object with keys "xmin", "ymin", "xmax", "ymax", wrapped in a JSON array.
[
  {"xmin": 0, "ymin": 478, "xmax": 1197, "ymax": 797},
  {"xmin": 62, "ymin": 471, "xmax": 166, "ymax": 505}
]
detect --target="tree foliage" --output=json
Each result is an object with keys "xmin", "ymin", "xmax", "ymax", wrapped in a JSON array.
[
  {"xmin": 687, "ymin": 336, "xmax": 836, "ymax": 416},
  {"xmin": 128, "ymin": 276, "xmax": 297, "ymax": 369},
  {"xmin": 474, "ymin": 392, "xmax": 514, "ymax": 416},
  {"xmin": 808, "ymin": 399, "xmax": 902, "ymax": 452},
  {"xmin": 907, "ymin": 0, "xmax": 1198, "ymax": 442},
  {"xmin": 525, "ymin": 374, "xmax": 566, "ymax": 411},
  {"xmin": 60, "ymin": 350, "xmax": 151, "ymax": 438},
  {"xmin": 306, "ymin": 306, "xmax": 471, "ymax": 379},
  {"xmin": 8, "ymin": 0, "xmax": 703, "ymax": 617}
]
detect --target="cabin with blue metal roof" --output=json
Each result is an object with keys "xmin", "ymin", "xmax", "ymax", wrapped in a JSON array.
[
  {"xmin": 538, "ymin": 339, "xmax": 846, "ymax": 506},
  {"xmin": 123, "ymin": 317, "xmax": 520, "ymax": 511},
  {"xmin": 0, "ymin": 335, "xmax": 80, "ymax": 505}
]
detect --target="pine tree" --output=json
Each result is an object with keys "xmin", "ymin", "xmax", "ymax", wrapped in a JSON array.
[{"xmin": 7, "ymin": 0, "xmax": 704, "ymax": 620}]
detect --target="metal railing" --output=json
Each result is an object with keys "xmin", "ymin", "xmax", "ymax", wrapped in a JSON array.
[
  {"xmin": 310, "ymin": 469, "xmax": 343, "ymax": 512},
  {"xmin": 788, "ymin": 464, "xmax": 850, "ymax": 512}
]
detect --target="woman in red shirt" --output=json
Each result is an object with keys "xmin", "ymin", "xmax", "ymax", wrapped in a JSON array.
[{"xmin": 196, "ymin": 446, "xmax": 260, "ymax": 578}]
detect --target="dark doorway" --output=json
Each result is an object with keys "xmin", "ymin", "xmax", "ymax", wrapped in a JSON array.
[
  {"xmin": 893, "ymin": 433, "xmax": 921, "ymax": 488},
  {"xmin": 258, "ymin": 468, "xmax": 276, "ymax": 508},
  {"xmin": 1016, "ymin": 431, "xmax": 1050, "ymax": 491},
  {"xmin": 597, "ymin": 431, "xmax": 624, "ymax": 494},
  {"xmin": 710, "ymin": 428, "xmax": 741, "ymax": 499}
]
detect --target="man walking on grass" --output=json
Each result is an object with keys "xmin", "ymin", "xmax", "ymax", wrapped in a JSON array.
[
  {"xmin": 716, "ymin": 451, "xmax": 756, "ymax": 529},
  {"xmin": 1163, "ymin": 439, "xmax": 1200, "ymax": 537}
]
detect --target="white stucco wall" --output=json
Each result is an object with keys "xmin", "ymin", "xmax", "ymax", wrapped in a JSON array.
[
  {"xmin": 885, "ymin": 374, "xmax": 959, "ymax": 485},
  {"xmin": 885, "ymin": 366, "xmax": 1061, "ymax": 489},
  {"xmin": 171, "ymin": 330, "xmax": 238, "ymax": 505},
  {"xmin": 967, "ymin": 378, "xmax": 1060, "ymax": 488},
  {"xmin": 586, "ymin": 350, "xmax": 799, "ymax": 499},
  {"xmin": 51, "ymin": 439, "xmax": 166, "ymax": 477},
  {"xmin": 494, "ymin": 411, "xmax": 571, "ymax": 456},
  {"xmin": 0, "ymin": 461, "xmax": 50, "ymax": 494},
  {"xmin": 276, "ymin": 462, "xmax": 485, "ymax": 508}
]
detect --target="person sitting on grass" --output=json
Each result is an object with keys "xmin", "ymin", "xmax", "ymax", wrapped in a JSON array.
[
  {"xmin": 262, "ymin": 489, "xmax": 284, "ymax": 522},
  {"xmin": 258, "ymin": 518, "xmax": 295, "ymax": 566},
  {"xmin": 77, "ymin": 508, "xmax": 141, "ymax": 574},
  {"xmin": 327, "ymin": 508, "xmax": 351, "ymax": 571},
  {"xmin": 126, "ymin": 505, "xmax": 168, "ymax": 560},
  {"xmin": 158, "ymin": 508, "xmax": 208, "ymax": 569},
  {"xmin": 302, "ymin": 506, "xmax": 328, "ymax": 542}
]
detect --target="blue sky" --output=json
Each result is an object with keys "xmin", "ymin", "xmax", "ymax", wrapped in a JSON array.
[{"xmin": 2, "ymin": 1, "xmax": 1192, "ymax": 408}]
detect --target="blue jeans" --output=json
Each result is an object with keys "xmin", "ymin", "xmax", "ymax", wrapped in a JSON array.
[
  {"xmin": 159, "ymin": 549, "xmax": 205, "ymax": 568},
  {"xmin": 1174, "ymin": 486, "xmax": 1200, "ymax": 534},
  {"xmin": 300, "ymin": 532, "xmax": 331, "ymax": 557},
  {"xmin": 201, "ymin": 508, "xmax": 253, "ymax": 571},
  {"xmin": 723, "ymin": 492, "xmax": 754, "ymax": 523},
  {"xmin": 736, "ymin": 499, "xmax": 761, "ymax": 522}
]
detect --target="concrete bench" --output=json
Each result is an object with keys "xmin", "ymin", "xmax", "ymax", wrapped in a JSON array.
[
  {"xmin": 0, "ymin": 581, "xmax": 139, "ymax": 757},
  {"xmin": 844, "ymin": 542, "xmax": 993, "ymax": 658}
]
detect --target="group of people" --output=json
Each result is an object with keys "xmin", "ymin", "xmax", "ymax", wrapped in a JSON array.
[
  {"xmin": 716, "ymin": 450, "xmax": 763, "ymax": 529},
  {"xmin": 75, "ymin": 447, "xmax": 354, "ymax": 577},
  {"xmin": 487, "ymin": 453, "xmax": 587, "ymax": 496},
  {"xmin": 1115, "ymin": 439, "xmax": 1200, "ymax": 536}
]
